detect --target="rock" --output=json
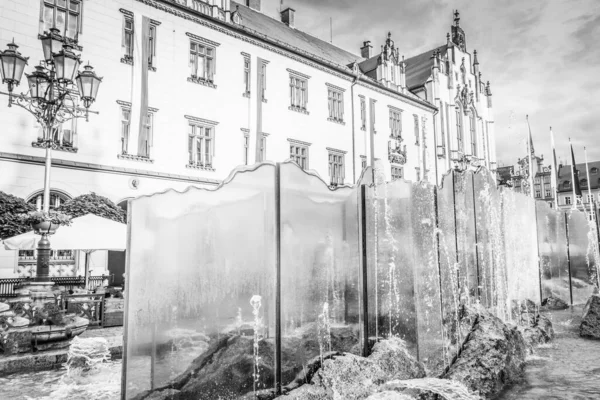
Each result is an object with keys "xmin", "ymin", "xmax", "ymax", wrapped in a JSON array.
[
  {"xmin": 541, "ymin": 296, "xmax": 569, "ymax": 310},
  {"xmin": 367, "ymin": 338, "xmax": 426, "ymax": 380},
  {"xmin": 0, "ymin": 303, "xmax": 9, "ymax": 314},
  {"xmin": 144, "ymin": 388, "xmax": 181, "ymax": 400},
  {"xmin": 366, "ymin": 391, "xmax": 417, "ymax": 400},
  {"xmin": 580, "ymin": 294, "xmax": 600, "ymax": 340},
  {"xmin": 517, "ymin": 311, "xmax": 554, "ymax": 352},
  {"xmin": 441, "ymin": 304, "xmax": 527, "ymax": 398},
  {"xmin": 0, "ymin": 327, "xmax": 33, "ymax": 355}
]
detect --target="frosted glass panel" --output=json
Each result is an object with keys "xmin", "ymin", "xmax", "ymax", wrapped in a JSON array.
[
  {"xmin": 566, "ymin": 209, "xmax": 599, "ymax": 305},
  {"xmin": 125, "ymin": 164, "xmax": 276, "ymax": 399},
  {"xmin": 501, "ymin": 189, "xmax": 540, "ymax": 312},
  {"xmin": 536, "ymin": 203, "xmax": 569, "ymax": 302},
  {"xmin": 280, "ymin": 162, "xmax": 362, "ymax": 386},
  {"xmin": 454, "ymin": 171, "xmax": 478, "ymax": 301}
]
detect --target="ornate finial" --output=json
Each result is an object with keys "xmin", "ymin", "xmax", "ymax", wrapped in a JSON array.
[
  {"xmin": 454, "ymin": 10, "xmax": 460, "ymax": 26},
  {"xmin": 388, "ymin": 31, "xmax": 392, "ymax": 39},
  {"xmin": 473, "ymin": 49, "xmax": 479, "ymax": 65}
]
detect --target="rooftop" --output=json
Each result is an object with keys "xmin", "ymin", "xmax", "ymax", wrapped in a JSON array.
[
  {"xmin": 557, "ymin": 161, "xmax": 600, "ymax": 192},
  {"xmin": 405, "ymin": 45, "xmax": 448, "ymax": 90}
]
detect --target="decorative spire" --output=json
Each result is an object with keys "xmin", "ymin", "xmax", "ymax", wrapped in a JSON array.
[
  {"xmin": 447, "ymin": 32, "xmax": 451, "ymax": 46},
  {"xmin": 473, "ymin": 49, "xmax": 479, "ymax": 65},
  {"xmin": 454, "ymin": 10, "xmax": 460, "ymax": 26}
]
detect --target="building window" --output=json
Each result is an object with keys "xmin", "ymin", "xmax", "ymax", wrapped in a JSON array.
[
  {"xmin": 289, "ymin": 75, "xmax": 308, "ymax": 111},
  {"xmin": 543, "ymin": 175, "xmax": 550, "ymax": 183},
  {"xmin": 456, "ymin": 108, "xmax": 463, "ymax": 152},
  {"xmin": 28, "ymin": 190, "xmax": 71, "ymax": 211},
  {"xmin": 469, "ymin": 113, "xmax": 477, "ymax": 156},
  {"xmin": 370, "ymin": 99, "xmax": 376, "ymax": 133},
  {"xmin": 190, "ymin": 40, "xmax": 215, "ymax": 83},
  {"xmin": 545, "ymin": 189, "xmax": 551, "ymax": 198},
  {"xmin": 148, "ymin": 24, "xmax": 157, "ymax": 70},
  {"xmin": 327, "ymin": 87, "xmax": 344, "ymax": 123},
  {"xmin": 361, "ymin": 155, "xmax": 367, "ymax": 170},
  {"xmin": 581, "ymin": 179, "xmax": 588, "ymax": 188},
  {"xmin": 586, "ymin": 194, "xmax": 594, "ymax": 203},
  {"xmin": 258, "ymin": 134, "xmax": 267, "ymax": 162},
  {"xmin": 535, "ymin": 191, "xmax": 541, "ymax": 198},
  {"xmin": 563, "ymin": 180, "xmax": 571, "ymax": 189},
  {"xmin": 328, "ymin": 152, "xmax": 345, "ymax": 186},
  {"xmin": 243, "ymin": 56, "xmax": 251, "ymax": 96},
  {"xmin": 391, "ymin": 165, "xmax": 403, "ymax": 181},
  {"xmin": 139, "ymin": 112, "xmax": 154, "ymax": 158},
  {"xmin": 590, "ymin": 167, "xmax": 598, "ymax": 174},
  {"xmin": 188, "ymin": 122, "xmax": 214, "ymax": 168},
  {"xmin": 122, "ymin": 16, "xmax": 134, "ymax": 63},
  {"xmin": 439, "ymin": 101, "xmax": 446, "ymax": 148},
  {"xmin": 260, "ymin": 62, "xmax": 267, "ymax": 101},
  {"xmin": 389, "ymin": 108, "xmax": 402, "ymax": 139},
  {"xmin": 413, "ymin": 114, "xmax": 419, "ymax": 145},
  {"xmin": 41, "ymin": 0, "xmax": 81, "ymax": 40},
  {"xmin": 120, "ymin": 107, "xmax": 131, "ymax": 154},
  {"xmin": 289, "ymin": 142, "xmax": 309, "ymax": 169},
  {"xmin": 565, "ymin": 196, "xmax": 571, "ymax": 205},
  {"xmin": 360, "ymin": 97, "xmax": 366, "ymax": 130}
]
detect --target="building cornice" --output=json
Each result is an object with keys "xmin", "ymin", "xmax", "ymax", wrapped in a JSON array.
[
  {"xmin": 0, "ymin": 152, "xmax": 220, "ymax": 186},
  {"xmin": 134, "ymin": 0, "xmax": 436, "ymax": 112}
]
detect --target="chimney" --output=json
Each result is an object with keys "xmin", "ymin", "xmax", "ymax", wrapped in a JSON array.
[
  {"xmin": 245, "ymin": 0, "xmax": 261, "ymax": 12},
  {"xmin": 281, "ymin": 7, "xmax": 295, "ymax": 28},
  {"xmin": 360, "ymin": 41, "xmax": 372, "ymax": 59}
]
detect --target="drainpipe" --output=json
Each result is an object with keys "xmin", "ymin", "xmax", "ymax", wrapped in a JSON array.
[{"xmin": 351, "ymin": 63, "xmax": 363, "ymax": 184}]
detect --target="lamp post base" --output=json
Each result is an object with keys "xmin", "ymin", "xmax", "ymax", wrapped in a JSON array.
[{"xmin": 35, "ymin": 233, "xmax": 52, "ymax": 283}]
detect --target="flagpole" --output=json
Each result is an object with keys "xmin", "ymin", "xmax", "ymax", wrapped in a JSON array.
[
  {"xmin": 585, "ymin": 147, "xmax": 594, "ymax": 218},
  {"xmin": 569, "ymin": 137, "xmax": 577, "ymax": 210},
  {"xmin": 550, "ymin": 127, "xmax": 559, "ymax": 209},
  {"xmin": 526, "ymin": 115, "xmax": 535, "ymax": 198}
]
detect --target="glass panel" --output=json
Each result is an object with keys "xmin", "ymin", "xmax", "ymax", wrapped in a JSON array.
[
  {"xmin": 56, "ymin": 0, "xmax": 67, "ymax": 7},
  {"xmin": 55, "ymin": 9, "xmax": 66, "ymax": 34},
  {"xmin": 536, "ymin": 201, "xmax": 570, "ymax": 303},
  {"xmin": 125, "ymin": 164, "xmax": 276, "ymax": 399},
  {"xmin": 566, "ymin": 209, "xmax": 600, "ymax": 304},
  {"xmin": 280, "ymin": 162, "xmax": 362, "ymax": 387},
  {"xmin": 43, "ymin": 5, "xmax": 54, "ymax": 32},
  {"xmin": 66, "ymin": 12, "xmax": 78, "ymax": 39},
  {"xmin": 453, "ymin": 170, "xmax": 478, "ymax": 301}
]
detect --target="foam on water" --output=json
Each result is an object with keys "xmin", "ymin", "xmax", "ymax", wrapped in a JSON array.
[{"xmin": 382, "ymin": 377, "xmax": 481, "ymax": 400}]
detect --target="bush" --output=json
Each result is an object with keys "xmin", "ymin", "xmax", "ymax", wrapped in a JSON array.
[
  {"xmin": 19, "ymin": 210, "xmax": 72, "ymax": 226},
  {"xmin": 0, "ymin": 191, "xmax": 35, "ymax": 240},
  {"xmin": 57, "ymin": 192, "xmax": 126, "ymax": 223}
]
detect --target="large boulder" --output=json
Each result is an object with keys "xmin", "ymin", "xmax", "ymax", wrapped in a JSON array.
[
  {"xmin": 580, "ymin": 294, "xmax": 600, "ymax": 340},
  {"xmin": 441, "ymin": 304, "xmax": 527, "ymax": 398},
  {"xmin": 517, "ymin": 311, "xmax": 554, "ymax": 352}
]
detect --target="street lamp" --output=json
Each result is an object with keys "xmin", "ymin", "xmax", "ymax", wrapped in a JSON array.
[{"xmin": 0, "ymin": 35, "xmax": 102, "ymax": 284}]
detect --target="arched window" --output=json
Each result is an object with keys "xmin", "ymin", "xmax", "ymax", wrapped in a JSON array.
[
  {"xmin": 27, "ymin": 189, "xmax": 72, "ymax": 210},
  {"xmin": 455, "ymin": 107, "xmax": 463, "ymax": 153}
]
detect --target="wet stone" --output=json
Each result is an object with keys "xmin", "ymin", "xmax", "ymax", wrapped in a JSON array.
[
  {"xmin": 580, "ymin": 294, "xmax": 600, "ymax": 340},
  {"xmin": 541, "ymin": 296, "xmax": 569, "ymax": 310}
]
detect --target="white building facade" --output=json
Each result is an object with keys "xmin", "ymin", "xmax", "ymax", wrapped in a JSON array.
[{"xmin": 0, "ymin": 1, "xmax": 495, "ymax": 277}]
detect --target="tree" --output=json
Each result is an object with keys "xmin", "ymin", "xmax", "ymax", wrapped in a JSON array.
[
  {"xmin": 0, "ymin": 191, "xmax": 35, "ymax": 240},
  {"xmin": 57, "ymin": 192, "xmax": 126, "ymax": 223}
]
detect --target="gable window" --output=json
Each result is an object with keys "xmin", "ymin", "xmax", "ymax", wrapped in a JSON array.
[
  {"xmin": 243, "ymin": 55, "xmax": 251, "ymax": 96},
  {"xmin": 592, "ymin": 167, "xmax": 599, "ymax": 174},
  {"xmin": 122, "ymin": 15, "xmax": 134, "ymax": 64},
  {"xmin": 327, "ymin": 84, "xmax": 345, "ymax": 123},
  {"xmin": 188, "ymin": 122, "xmax": 215, "ymax": 169},
  {"xmin": 120, "ymin": 106, "xmax": 131, "ymax": 154},
  {"xmin": 41, "ymin": 0, "xmax": 81, "ymax": 40},
  {"xmin": 581, "ymin": 179, "xmax": 588, "ymax": 188},
  {"xmin": 360, "ymin": 97, "xmax": 366, "ymax": 130},
  {"xmin": 190, "ymin": 40, "xmax": 216, "ymax": 84},
  {"xmin": 328, "ymin": 151, "xmax": 345, "ymax": 186},
  {"xmin": 413, "ymin": 114, "xmax": 420, "ymax": 145},
  {"xmin": 288, "ymin": 71, "xmax": 309, "ymax": 113},
  {"xmin": 389, "ymin": 107, "xmax": 402, "ymax": 139},
  {"xmin": 289, "ymin": 140, "xmax": 310, "ymax": 169},
  {"xmin": 563, "ymin": 180, "xmax": 571, "ymax": 188},
  {"xmin": 148, "ymin": 24, "xmax": 157, "ymax": 70},
  {"xmin": 391, "ymin": 165, "xmax": 403, "ymax": 181}
]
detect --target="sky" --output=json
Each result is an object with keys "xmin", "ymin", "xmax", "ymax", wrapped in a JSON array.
[{"xmin": 259, "ymin": 0, "xmax": 600, "ymax": 167}]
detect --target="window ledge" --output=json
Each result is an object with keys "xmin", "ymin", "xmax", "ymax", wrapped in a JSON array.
[
  {"xmin": 32, "ymin": 141, "xmax": 77, "ymax": 153},
  {"xmin": 38, "ymin": 34, "xmax": 82, "ymax": 51},
  {"xmin": 121, "ymin": 56, "xmax": 133, "ymax": 65},
  {"xmin": 327, "ymin": 117, "xmax": 345, "ymax": 126},
  {"xmin": 289, "ymin": 106, "xmax": 309, "ymax": 115},
  {"xmin": 118, "ymin": 153, "xmax": 154, "ymax": 163},
  {"xmin": 186, "ymin": 163, "xmax": 215, "ymax": 171},
  {"xmin": 188, "ymin": 76, "xmax": 217, "ymax": 89}
]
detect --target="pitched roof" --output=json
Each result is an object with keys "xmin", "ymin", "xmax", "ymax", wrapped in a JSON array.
[
  {"xmin": 232, "ymin": 2, "xmax": 364, "ymax": 69},
  {"xmin": 557, "ymin": 161, "xmax": 600, "ymax": 192},
  {"xmin": 404, "ymin": 45, "xmax": 448, "ymax": 90}
]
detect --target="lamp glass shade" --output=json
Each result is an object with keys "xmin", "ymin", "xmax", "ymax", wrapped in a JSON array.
[
  {"xmin": 26, "ymin": 67, "xmax": 50, "ymax": 101},
  {"xmin": 76, "ymin": 65, "xmax": 102, "ymax": 105},
  {"xmin": 53, "ymin": 46, "xmax": 80, "ymax": 82},
  {"xmin": 0, "ymin": 42, "xmax": 28, "ymax": 86},
  {"xmin": 41, "ymin": 28, "xmax": 64, "ymax": 62}
]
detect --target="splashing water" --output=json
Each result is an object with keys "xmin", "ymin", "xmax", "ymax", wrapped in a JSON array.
[
  {"xmin": 382, "ymin": 377, "xmax": 481, "ymax": 400},
  {"xmin": 250, "ymin": 295, "xmax": 262, "ymax": 395},
  {"xmin": 318, "ymin": 302, "xmax": 332, "ymax": 367},
  {"xmin": 66, "ymin": 336, "xmax": 111, "ymax": 375},
  {"xmin": 236, "ymin": 307, "xmax": 243, "ymax": 336}
]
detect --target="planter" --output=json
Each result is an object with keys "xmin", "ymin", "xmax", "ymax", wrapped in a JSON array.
[{"xmin": 31, "ymin": 221, "xmax": 59, "ymax": 235}]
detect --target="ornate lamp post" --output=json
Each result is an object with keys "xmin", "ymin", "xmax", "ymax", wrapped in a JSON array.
[{"xmin": 0, "ymin": 36, "xmax": 102, "ymax": 285}]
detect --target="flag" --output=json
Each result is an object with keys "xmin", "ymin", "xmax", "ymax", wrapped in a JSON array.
[
  {"xmin": 549, "ymin": 127, "xmax": 559, "ymax": 208},
  {"xmin": 570, "ymin": 140, "xmax": 582, "ymax": 198},
  {"xmin": 526, "ymin": 115, "xmax": 535, "ymax": 198}
]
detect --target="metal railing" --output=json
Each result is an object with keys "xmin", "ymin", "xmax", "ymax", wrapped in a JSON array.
[{"xmin": 0, "ymin": 276, "xmax": 107, "ymax": 299}]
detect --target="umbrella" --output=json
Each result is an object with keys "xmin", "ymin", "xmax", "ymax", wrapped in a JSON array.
[{"xmin": 3, "ymin": 213, "xmax": 126, "ymax": 287}]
